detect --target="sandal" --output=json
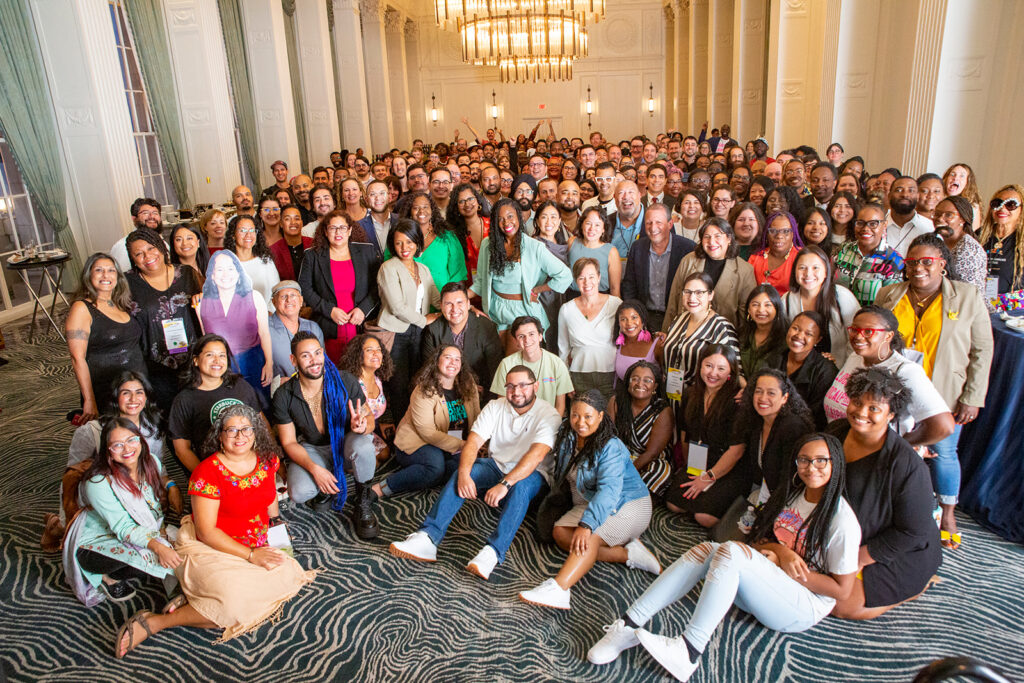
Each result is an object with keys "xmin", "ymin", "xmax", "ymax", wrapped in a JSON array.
[
  {"xmin": 114, "ymin": 610, "xmax": 153, "ymax": 659},
  {"xmin": 100, "ymin": 579, "xmax": 136, "ymax": 602},
  {"xmin": 940, "ymin": 529, "xmax": 962, "ymax": 550},
  {"xmin": 161, "ymin": 593, "xmax": 187, "ymax": 614}
]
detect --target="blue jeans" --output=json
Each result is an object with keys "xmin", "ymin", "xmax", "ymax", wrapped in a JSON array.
[
  {"xmin": 234, "ymin": 345, "xmax": 270, "ymax": 410},
  {"xmin": 420, "ymin": 458, "xmax": 545, "ymax": 563},
  {"xmin": 930, "ymin": 423, "xmax": 962, "ymax": 505},
  {"xmin": 385, "ymin": 444, "xmax": 458, "ymax": 494}
]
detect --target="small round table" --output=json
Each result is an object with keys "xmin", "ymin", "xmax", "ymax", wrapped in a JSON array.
[
  {"xmin": 958, "ymin": 314, "xmax": 1024, "ymax": 543},
  {"xmin": 7, "ymin": 253, "xmax": 71, "ymax": 342}
]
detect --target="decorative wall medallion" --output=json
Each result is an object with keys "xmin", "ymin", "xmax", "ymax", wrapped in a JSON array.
[{"xmin": 60, "ymin": 108, "xmax": 95, "ymax": 129}]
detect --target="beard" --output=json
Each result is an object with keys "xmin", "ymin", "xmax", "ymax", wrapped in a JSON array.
[
  {"xmin": 298, "ymin": 364, "xmax": 324, "ymax": 380},
  {"xmin": 559, "ymin": 201, "xmax": 579, "ymax": 213},
  {"xmin": 892, "ymin": 198, "xmax": 916, "ymax": 214},
  {"xmin": 516, "ymin": 198, "xmax": 532, "ymax": 212}
]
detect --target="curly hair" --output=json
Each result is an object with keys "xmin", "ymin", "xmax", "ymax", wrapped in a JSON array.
[
  {"xmin": 413, "ymin": 344, "xmax": 478, "ymax": 401},
  {"xmin": 737, "ymin": 368, "xmax": 813, "ymax": 435},
  {"xmin": 613, "ymin": 360, "xmax": 669, "ymax": 436},
  {"xmin": 445, "ymin": 182, "xmax": 485, "ymax": 248},
  {"xmin": 979, "ymin": 184, "xmax": 1024, "ymax": 291},
  {"xmin": 766, "ymin": 185, "xmax": 806, "ymax": 226},
  {"xmin": 125, "ymin": 228, "xmax": 171, "ymax": 270},
  {"xmin": 200, "ymin": 403, "xmax": 281, "ymax": 460},
  {"xmin": 395, "ymin": 191, "xmax": 453, "ymax": 240},
  {"xmin": 223, "ymin": 214, "xmax": 273, "ymax": 262},
  {"xmin": 311, "ymin": 209, "xmax": 352, "ymax": 252},
  {"xmin": 338, "ymin": 333, "xmax": 394, "ymax": 382},
  {"xmin": 844, "ymin": 366, "xmax": 911, "ymax": 423},
  {"xmin": 904, "ymin": 233, "xmax": 952, "ymax": 282},
  {"xmin": 487, "ymin": 197, "xmax": 524, "ymax": 276}
]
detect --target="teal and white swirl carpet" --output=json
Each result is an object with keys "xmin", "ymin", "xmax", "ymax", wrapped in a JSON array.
[{"xmin": 0, "ymin": 320, "xmax": 1022, "ymax": 682}]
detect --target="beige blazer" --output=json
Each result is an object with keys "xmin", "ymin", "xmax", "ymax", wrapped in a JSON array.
[
  {"xmin": 376, "ymin": 257, "xmax": 441, "ymax": 333},
  {"xmin": 663, "ymin": 253, "xmax": 756, "ymax": 331},
  {"xmin": 394, "ymin": 384, "xmax": 481, "ymax": 454},
  {"xmin": 875, "ymin": 277, "xmax": 993, "ymax": 408}
]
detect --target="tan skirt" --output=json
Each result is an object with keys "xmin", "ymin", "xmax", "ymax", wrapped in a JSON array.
[{"xmin": 174, "ymin": 516, "xmax": 317, "ymax": 642}]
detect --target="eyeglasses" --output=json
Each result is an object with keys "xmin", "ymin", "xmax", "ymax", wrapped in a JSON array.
[
  {"xmin": 504, "ymin": 381, "xmax": 535, "ymax": 391},
  {"xmin": 682, "ymin": 289, "xmax": 710, "ymax": 298},
  {"xmin": 990, "ymin": 198, "xmax": 1021, "ymax": 212},
  {"xmin": 237, "ymin": 227, "xmax": 257, "ymax": 235},
  {"xmin": 500, "ymin": 179, "xmax": 513, "ymax": 186},
  {"xmin": 222, "ymin": 426, "xmax": 255, "ymax": 437},
  {"xmin": 628, "ymin": 376, "xmax": 655, "ymax": 386},
  {"xmin": 795, "ymin": 456, "xmax": 830, "ymax": 470},
  {"xmin": 711, "ymin": 197, "xmax": 733, "ymax": 204},
  {"xmin": 108, "ymin": 435, "xmax": 141, "ymax": 455},
  {"xmin": 904, "ymin": 257, "xmax": 943, "ymax": 268},
  {"xmin": 326, "ymin": 224, "xmax": 351, "ymax": 233},
  {"xmin": 847, "ymin": 326, "xmax": 888, "ymax": 339},
  {"xmin": 457, "ymin": 197, "xmax": 477, "ymax": 206},
  {"xmin": 261, "ymin": 207, "xmax": 281, "ymax": 213},
  {"xmin": 430, "ymin": 179, "xmax": 452, "ymax": 187},
  {"xmin": 767, "ymin": 228, "xmax": 792, "ymax": 236},
  {"xmin": 853, "ymin": 219, "xmax": 883, "ymax": 229}
]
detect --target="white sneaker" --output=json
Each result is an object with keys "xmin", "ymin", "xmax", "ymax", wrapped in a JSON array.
[
  {"xmin": 626, "ymin": 539, "xmax": 662, "ymax": 575},
  {"xmin": 636, "ymin": 629, "xmax": 699, "ymax": 682},
  {"xmin": 388, "ymin": 531, "xmax": 437, "ymax": 562},
  {"xmin": 587, "ymin": 619, "xmax": 640, "ymax": 665},
  {"xmin": 519, "ymin": 579, "xmax": 571, "ymax": 610},
  {"xmin": 466, "ymin": 545, "xmax": 498, "ymax": 580}
]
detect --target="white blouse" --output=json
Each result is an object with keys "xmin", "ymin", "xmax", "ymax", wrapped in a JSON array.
[
  {"xmin": 557, "ymin": 295, "xmax": 622, "ymax": 373},
  {"xmin": 239, "ymin": 256, "xmax": 281, "ymax": 312}
]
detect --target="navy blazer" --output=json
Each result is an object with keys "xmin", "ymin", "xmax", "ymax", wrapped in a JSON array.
[
  {"xmin": 621, "ymin": 234, "xmax": 696, "ymax": 309},
  {"xmin": 356, "ymin": 213, "xmax": 397, "ymax": 258},
  {"xmin": 298, "ymin": 243, "xmax": 381, "ymax": 339}
]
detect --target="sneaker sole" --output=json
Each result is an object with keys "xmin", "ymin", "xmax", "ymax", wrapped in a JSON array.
[
  {"xmin": 636, "ymin": 631, "xmax": 695, "ymax": 681},
  {"xmin": 465, "ymin": 563, "xmax": 491, "ymax": 580},
  {"xmin": 388, "ymin": 544, "xmax": 436, "ymax": 562},
  {"xmin": 518, "ymin": 593, "xmax": 569, "ymax": 610}
]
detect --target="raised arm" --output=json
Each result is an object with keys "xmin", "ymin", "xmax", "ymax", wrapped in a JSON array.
[{"xmin": 461, "ymin": 116, "xmax": 485, "ymax": 145}]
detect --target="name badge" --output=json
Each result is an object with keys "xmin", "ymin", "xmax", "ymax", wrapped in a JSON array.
[
  {"xmin": 666, "ymin": 367, "xmax": 684, "ymax": 401},
  {"xmin": 985, "ymin": 277, "xmax": 999, "ymax": 302},
  {"xmin": 686, "ymin": 441, "xmax": 709, "ymax": 476},
  {"xmin": 903, "ymin": 348, "xmax": 925, "ymax": 366},
  {"xmin": 161, "ymin": 318, "xmax": 189, "ymax": 354},
  {"xmin": 447, "ymin": 429, "xmax": 463, "ymax": 442}
]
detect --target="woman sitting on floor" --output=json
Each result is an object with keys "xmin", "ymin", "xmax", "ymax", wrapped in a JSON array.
[
  {"xmin": 519, "ymin": 390, "xmax": 661, "ymax": 610},
  {"xmin": 827, "ymin": 367, "xmax": 942, "ymax": 620},
  {"xmin": 114, "ymin": 404, "xmax": 317, "ymax": 657},
  {"xmin": 64, "ymin": 417, "xmax": 183, "ymax": 608},
  {"xmin": 339, "ymin": 333, "xmax": 394, "ymax": 463},
  {"xmin": 372, "ymin": 344, "xmax": 480, "ymax": 499},
  {"xmin": 607, "ymin": 360, "xmax": 674, "ymax": 498},
  {"xmin": 588, "ymin": 433, "xmax": 860, "ymax": 683}
]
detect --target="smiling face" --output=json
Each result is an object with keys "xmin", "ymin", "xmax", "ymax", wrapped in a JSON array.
[
  {"xmin": 205, "ymin": 212, "xmax": 227, "ymax": 241},
  {"xmin": 580, "ymin": 211, "xmax": 605, "ymax": 245},
  {"xmin": 233, "ymin": 218, "xmax": 257, "ymax": 251},
  {"xmin": 679, "ymin": 193, "xmax": 703, "ymax": 222},
  {"xmin": 747, "ymin": 183, "xmax": 766, "ymax": 206},
  {"xmin": 281, "ymin": 207, "xmax": 303, "ymax": 237},
  {"xmin": 219, "ymin": 414, "xmax": 255, "ymax": 456},
  {"xmin": 932, "ymin": 199, "xmax": 965, "ymax": 241},
  {"xmin": 701, "ymin": 224, "xmax": 730, "ymax": 260},
  {"xmin": 437, "ymin": 345, "xmax": 462, "ymax": 380},
  {"xmin": 904, "ymin": 244, "xmax": 946, "ymax": 294},
  {"xmin": 793, "ymin": 251, "xmax": 828, "ymax": 294},
  {"xmin": 786, "ymin": 314, "xmax": 821, "ymax": 356},
  {"xmin": 367, "ymin": 183, "xmax": 389, "ymax": 213},
  {"xmin": 803, "ymin": 211, "xmax": 829, "ymax": 245},
  {"xmin": 753, "ymin": 375, "xmax": 789, "ymax": 418},
  {"xmin": 711, "ymin": 189, "xmax": 735, "ymax": 219},
  {"xmin": 848, "ymin": 311, "xmax": 894, "ymax": 360},
  {"xmin": 917, "ymin": 177, "xmax": 944, "ymax": 214},
  {"xmin": 496, "ymin": 203, "xmax": 521, "ymax": 238},
  {"xmin": 991, "ymin": 188, "xmax": 1023, "ymax": 226},
  {"xmin": 575, "ymin": 262, "xmax": 600, "ymax": 296},
  {"xmin": 795, "ymin": 439, "xmax": 833, "ymax": 491},
  {"xmin": 340, "ymin": 180, "xmax": 362, "ymax": 208},
  {"xmin": 682, "ymin": 277, "xmax": 713, "ymax": 315},
  {"xmin": 536, "ymin": 205, "xmax": 561, "ymax": 239},
  {"xmin": 210, "ymin": 253, "xmax": 240, "ymax": 292},
  {"xmin": 393, "ymin": 230, "xmax": 418, "ymax": 261},
  {"xmin": 570, "ymin": 400, "xmax": 604, "ymax": 440},
  {"xmin": 854, "ymin": 205, "xmax": 886, "ymax": 251},
  {"xmin": 292, "ymin": 338, "xmax": 324, "ymax": 380},
  {"xmin": 106, "ymin": 425, "xmax": 142, "ymax": 470},
  {"xmin": 944, "ymin": 166, "xmax": 969, "ymax": 196},
  {"xmin": 89, "ymin": 257, "xmax": 118, "ymax": 295},
  {"xmin": 831, "ymin": 196, "xmax": 854, "ymax": 225},
  {"xmin": 626, "ymin": 365, "xmax": 656, "ymax": 402},
  {"xmin": 765, "ymin": 190, "xmax": 788, "ymax": 216},
  {"xmin": 129, "ymin": 240, "xmax": 164, "ymax": 276},
  {"xmin": 116, "ymin": 380, "xmax": 147, "ymax": 419},
  {"xmin": 747, "ymin": 292, "xmax": 777, "ymax": 328},
  {"xmin": 504, "ymin": 369, "xmax": 538, "ymax": 409},
  {"xmin": 260, "ymin": 200, "xmax": 282, "ymax": 227},
  {"xmin": 513, "ymin": 322, "xmax": 543, "ymax": 357},
  {"xmin": 732, "ymin": 209, "xmax": 759, "ymax": 245},
  {"xmin": 700, "ymin": 353, "xmax": 731, "ymax": 389},
  {"xmin": 441, "ymin": 288, "xmax": 469, "ymax": 327},
  {"xmin": 617, "ymin": 306, "xmax": 645, "ymax": 341},
  {"xmin": 195, "ymin": 340, "xmax": 228, "ymax": 380},
  {"xmin": 846, "ymin": 392, "xmax": 894, "ymax": 438},
  {"xmin": 172, "ymin": 227, "xmax": 199, "ymax": 261}
]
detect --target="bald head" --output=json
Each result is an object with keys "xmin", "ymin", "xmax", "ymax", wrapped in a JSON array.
[
  {"xmin": 231, "ymin": 185, "xmax": 253, "ymax": 211},
  {"xmin": 292, "ymin": 174, "xmax": 313, "ymax": 203},
  {"xmin": 615, "ymin": 181, "xmax": 640, "ymax": 220}
]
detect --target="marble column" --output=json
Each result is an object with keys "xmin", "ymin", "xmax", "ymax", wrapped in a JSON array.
[
  {"xmin": 674, "ymin": 0, "xmax": 689, "ymax": 133},
  {"xmin": 664, "ymin": 3, "xmax": 676, "ymax": 130},
  {"xmin": 240, "ymin": 0, "xmax": 301, "ymax": 176},
  {"xmin": 359, "ymin": 0, "xmax": 395, "ymax": 155},
  {"xmin": 900, "ymin": 0, "xmax": 948, "ymax": 176},
  {"xmin": 385, "ymin": 10, "xmax": 412, "ymax": 150},
  {"xmin": 764, "ymin": 0, "xmax": 827, "ymax": 152},
  {"xmin": 688, "ymin": 0, "xmax": 709, "ymax": 132},
  {"xmin": 731, "ymin": 0, "xmax": 767, "ymax": 141},
  {"xmin": 294, "ymin": 0, "xmax": 342, "ymax": 164},
  {"xmin": 707, "ymin": 0, "xmax": 734, "ymax": 132},
  {"xmin": 404, "ymin": 21, "xmax": 427, "ymax": 144},
  {"xmin": 331, "ymin": 0, "xmax": 372, "ymax": 152}
]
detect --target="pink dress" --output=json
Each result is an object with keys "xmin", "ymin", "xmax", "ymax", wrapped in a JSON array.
[{"xmin": 325, "ymin": 258, "xmax": 357, "ymax": 364}]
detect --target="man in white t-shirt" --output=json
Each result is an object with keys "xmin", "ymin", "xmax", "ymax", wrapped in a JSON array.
[
  {"xmin": 389, "ymin": 365, "xmax": 561, "ymax": 580},
  {"xmin": 490, "ymin": 316, "xmax": 573, "ymax": 416},
  {"xmin": 109, "ymin": 197, "xmax": 168, "ymax": 271},
  {"xmin": 884, "ymin": 176, "xmax": 934, "ymax": 257}
]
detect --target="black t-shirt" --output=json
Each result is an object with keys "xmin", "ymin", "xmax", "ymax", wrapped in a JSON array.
[
  {"xmin": 986, "ymin": 232, "xmax": 1021, "ymax": 293},
  {"xmin": 702, "ymin": 257, "xmax": 727, "ymax": 288},
  {"xmin": 168, "ymin": 379, "xmax": 262, "ymax": 450},
  {"xmin": 271, "ymin": 371, "xmax": 366, "ymax": 447},
  {"xmin": 444, "ymin": 387, "xmax": 468, "ymax": 436}
]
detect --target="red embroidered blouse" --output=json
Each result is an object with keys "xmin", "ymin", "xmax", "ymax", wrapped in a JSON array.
[{"xmin": 189, "ymin": 453, "xmax": 279, "ymax": 548}]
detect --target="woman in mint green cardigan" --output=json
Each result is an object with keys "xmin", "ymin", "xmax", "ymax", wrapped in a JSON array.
[
  {"xmin": 64, "ymin": 418, "xmax": 182, "ymax": 607},
  {"xmin": 472, "ymin": 198, "xmax": 573, "ymax": 352}
]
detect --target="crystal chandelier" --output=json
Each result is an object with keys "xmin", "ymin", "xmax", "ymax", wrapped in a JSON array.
[
  {"xmin": 461, "ymin": 12, "xmax": 587, "ymax": 62},
  {"xmin": 478, "ymin": 55, "xmax": 575, "ymax": 83},
  {"xmin": 434, "ymin": 0, "xmax": 606, "ymax": 32}
]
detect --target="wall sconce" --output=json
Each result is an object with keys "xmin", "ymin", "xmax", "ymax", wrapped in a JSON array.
[
  {"xmin": 647, "ymin": 83, "xmax": 655, "ymax": 117},
  {"xmin": 490, "ymin": 90, "xmax": 498, "ymax": 126},
  {"xmin": 585, "ymin": 86, "xmax": 593, "ymax": 129},
  {"xmin": 431, "ymin": 93, "xmax": 438, "ymax": 126}
]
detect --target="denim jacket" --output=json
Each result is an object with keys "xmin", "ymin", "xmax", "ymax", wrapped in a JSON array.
[{"xmin": 556, "ymin": 436, "xmax": 649, "ymax": 530}]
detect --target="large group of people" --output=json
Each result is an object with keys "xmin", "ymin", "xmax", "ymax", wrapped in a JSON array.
[{"xmin": 57, "ymin": 119, "xmax": 1013, "ymax": 679}]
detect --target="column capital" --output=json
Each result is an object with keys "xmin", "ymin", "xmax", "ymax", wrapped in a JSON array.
[
  {"xmin": 384, "ymin": 8, "xmax": 405, "ymax": 33},
  {"xmin": 664, "ymin": 3, "xmax": 675, "ymax": 23},
  {"xmin": 404, "ymin": 19, "xmax": 418, "ymax": 39},
  {"xmin": 359, "ymin": 0, "xmax": 385, "ymax": 22}
]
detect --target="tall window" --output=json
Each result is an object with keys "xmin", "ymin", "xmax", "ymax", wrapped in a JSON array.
[
  {"xmin": 109, "ymin": 1, "xmax": 179, "ymax": 208},
  {"xmin": 0, "ymin": 130, "xmax": 57, "ymax": 311}
]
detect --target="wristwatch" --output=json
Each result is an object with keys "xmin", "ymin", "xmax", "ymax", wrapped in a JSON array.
[{"xmin": 499, "ymin": 479, "xmax": 513, "ymax": 490}]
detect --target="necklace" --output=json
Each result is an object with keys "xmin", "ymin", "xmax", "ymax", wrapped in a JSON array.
[{"xmin": 301, "ymin": 381, "xmax": 324, "ymax": 431}]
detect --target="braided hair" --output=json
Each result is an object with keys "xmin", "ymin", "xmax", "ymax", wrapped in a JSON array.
[
  {"xmin": 321, "ymin": 355, "xmax": 352, "ymax": 510},
  {"xmin": 552, "ymin": 390, "xmax": 616, "ymax": 479}
]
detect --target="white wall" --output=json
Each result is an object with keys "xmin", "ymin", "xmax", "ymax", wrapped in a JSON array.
[{"xmin": 413, "ymin": 0, "xmax": 667, "ymax": 145}]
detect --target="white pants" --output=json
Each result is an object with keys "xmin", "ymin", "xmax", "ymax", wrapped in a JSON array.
[{"xmin": 626, "ymin": 541, "xmax": 825, "ymax": 651}]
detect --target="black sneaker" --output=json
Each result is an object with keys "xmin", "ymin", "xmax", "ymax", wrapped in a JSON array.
[
  {"xmin": 100, "ymin": 579, "xmax": 137, "ymax": 602},
  {"xmin": 308, "ymin": 492, "xmax": 334, "ymax": 513}
]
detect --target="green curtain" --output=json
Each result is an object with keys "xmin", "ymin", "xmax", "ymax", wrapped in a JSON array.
[
  {"xmin": 217, "ymin": 0, "xmax": 263, "ymax": 190},
  {"xmin": 281, "ymin": 0, "xmax": 309, "ymax": 174},
  {"xmin": 122, "ymin": 0, "xmax": 192, "ymax": 208},
  {"xmin": 0, "ymin": 0, "xmax": 82, "ymax": 273}
]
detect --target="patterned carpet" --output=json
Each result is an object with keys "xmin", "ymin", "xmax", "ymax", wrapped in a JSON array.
[{"xmin": 1, "ymin": 316, "xmax": 1023, "ymax": 683}]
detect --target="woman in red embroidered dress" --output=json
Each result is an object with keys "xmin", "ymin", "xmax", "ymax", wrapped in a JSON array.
[{"xmin": 113, "ymin": 404, "xmax": 316, "ymax": 658}]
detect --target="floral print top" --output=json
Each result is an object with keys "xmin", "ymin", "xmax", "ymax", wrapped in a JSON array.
[{"xmin": 189, "ymin": 454, "xmax": 280, "ymax": 548}]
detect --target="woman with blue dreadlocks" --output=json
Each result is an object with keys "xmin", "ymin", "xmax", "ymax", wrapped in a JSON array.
[{"xmin": 271, "ymin": 330, "xmax": 381, "ymax": 539}]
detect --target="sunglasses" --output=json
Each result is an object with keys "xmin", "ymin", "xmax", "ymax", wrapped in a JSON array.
[{"xmin": 990, "ymin": 198, "xmax": 1022, "ymax": 212}]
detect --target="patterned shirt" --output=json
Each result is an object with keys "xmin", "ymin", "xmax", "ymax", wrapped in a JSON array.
[
  {"xmin": 833, "ymin": 240, "xmax": 905, "ymax": 306},
  {"xmin": 189, "ymin": 454, "xmax": 280, "ymax": 548}
]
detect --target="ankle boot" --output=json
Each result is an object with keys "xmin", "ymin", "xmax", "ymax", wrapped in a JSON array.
[{"xmin": 353, "ymin": 482, "xmax": 379, "ymax": 539}]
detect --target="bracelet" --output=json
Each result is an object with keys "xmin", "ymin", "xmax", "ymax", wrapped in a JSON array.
[
  {"xmin": 700, "ymin": 470, "xmax": 716, "ymax": 482},
  {"xmin": 165, "ymin": 480, "xmax": 177, "ymax": 490},
  {"xmin": 707, "ymin": 469, "xmax": 717, "ymax": 481},
  {"xmin": 247, "ymin": 548, "xmax": 254, "ymax": 562}
]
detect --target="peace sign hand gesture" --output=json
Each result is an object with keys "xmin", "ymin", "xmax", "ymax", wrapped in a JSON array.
[{"xmin": 348, "ymin": 399, "xmax": 369, "ymax": 434}]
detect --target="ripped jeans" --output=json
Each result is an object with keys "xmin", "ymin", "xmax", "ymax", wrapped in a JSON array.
[{"xmin": 626, "ymin": 541, "xmax": 826, "ymax": 651}]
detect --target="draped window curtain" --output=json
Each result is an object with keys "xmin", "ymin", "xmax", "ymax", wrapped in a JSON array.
[
  {"xmin": 281, "ymin": 0, "xmax": 310, "ymax": 175},
  {"xmin": 217, "ymin": 0, "xmax": 263, "ymax": 190},
  {"xmin": 0, "ymin": 0, "xmax": 82, "ymax": 273},
  {"xmin": 122, "ymin": 0, "xmax": 192, "ymax": 208}
]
